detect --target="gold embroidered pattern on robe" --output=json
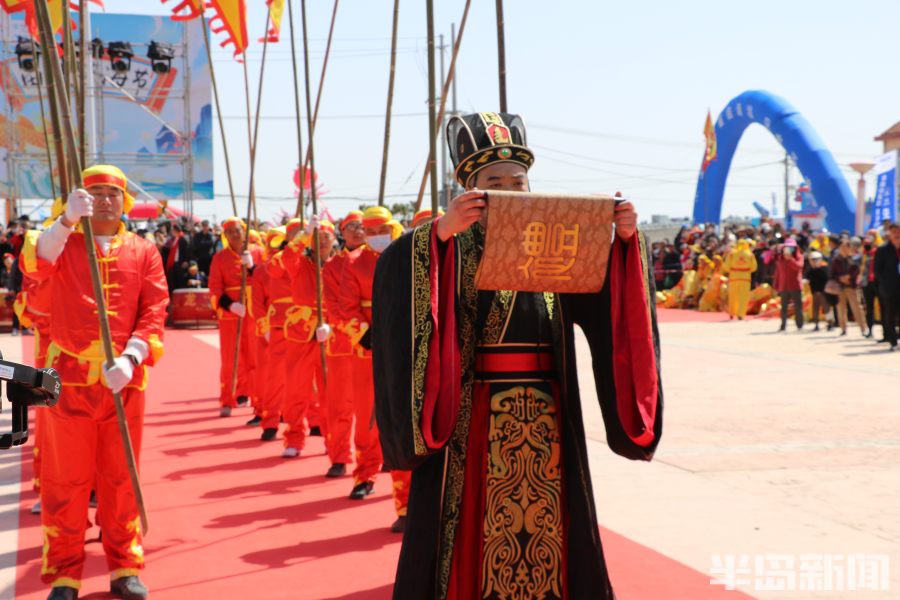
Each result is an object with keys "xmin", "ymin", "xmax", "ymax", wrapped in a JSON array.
[{"xmin": 482, "ymin": 385, "xmax": 563, "ymax": 600}]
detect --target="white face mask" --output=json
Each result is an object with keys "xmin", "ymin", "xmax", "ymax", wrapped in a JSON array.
[{"xmin": 367, "ymin": 234, "xmax": 391, "ymax": 254}]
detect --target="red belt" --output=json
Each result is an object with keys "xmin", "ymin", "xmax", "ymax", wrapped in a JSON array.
[{"xmin": 475, "ymin": 350, "xmax": 555, "ymax": 381}]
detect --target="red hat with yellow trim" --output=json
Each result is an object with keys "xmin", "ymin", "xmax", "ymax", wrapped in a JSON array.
[
  {"xmin": 412, "ymin": 208, "xmax": 445, "ymax": 228},
  {"xmin": 266, "ymin": 226, "xmax": 286, "ymax": 248},
  {"xmin": 362, "ymin": 206, "xmax": 403, "ymax": 240},
  {"xmin": 82, "ymin": 164, "xmax": 136, "ymax": 213},
  {"xmin": 340, "ymin": 210, "xmax": 363, "ymax": 231},
  {"xmin": 222, "ymin": 216, "xmax": 246, "ymax": 231},
  {"xmin": 285, "ymin": 218, "xmax": 304, "ymax": 237}
]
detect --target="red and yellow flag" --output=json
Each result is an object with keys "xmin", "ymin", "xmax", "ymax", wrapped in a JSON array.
[
  {"xmin": 701, "ymin": 110, "xmax": 717, "ymax": 171},
  {"xmin": 3, "ymin": 1, "xmax": 101, "ymax": 37},
  {"xmin": 161, "ymin": 0, "xmax": 204, "ymax": 21},
  {"xmin": 160, "ymin": 0, "xmax": 248, "ymax": 57},
  {"xmin": 261, "ymin": 0, "xmax": 285, "ymax": 43}
]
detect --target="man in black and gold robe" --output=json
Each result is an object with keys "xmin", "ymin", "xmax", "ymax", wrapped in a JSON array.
[{"xmin": 372, "ymin": 112, "xmax": 663, "ymax": 600}]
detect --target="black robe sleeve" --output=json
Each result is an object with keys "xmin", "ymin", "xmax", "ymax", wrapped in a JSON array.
[{"xmin": 561, "ymin": 232, "xmax": 663, "ymax": 461}]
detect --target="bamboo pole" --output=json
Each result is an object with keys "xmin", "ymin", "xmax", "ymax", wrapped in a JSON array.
[
  {"xmin": 78, "ymin": 0, "xmax": 88, "ymax": 162},
  {"xmin": 413, "ymin": 0, "xmax": 472, "ymax": 213},
  {"xmin": 495, "ymin": 0, "xmax": 507, "ymax": 113},
  {"xmin": 33, "ymin": 0, "xmax": 149, "ymax": 534},
  {"xmin": 31, "ymin": 34, "xmax": 57, "ymax": 202},
  {"xmin": 377, "ymin": 0, "xmax": 400, "ymax": 207},
  {"xmin": 291, "ymin": 0, "xmax": 339, "ymax": 219},
  {"xmin": 425, "ymin": 0, "xmax": 438, "ymax": 215},
  {"xmin": 201, "ymin": 17, "xmax": 238, "ymax": 216},
  {"xmin": 230, "ymin": 9, "xmax": 272, "ymax": 399},
  {"xmin": 287, "ymin": 0, "xmax": 305, "ymax": 221},
  {"xmin": 300, "ymin": 0, "xmax": 328, "ymax": 383}
]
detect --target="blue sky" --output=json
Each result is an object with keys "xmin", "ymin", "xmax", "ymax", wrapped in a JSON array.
[{"xmin": 98, "ymin": 0, "xmax": 899, "ymax": 223}]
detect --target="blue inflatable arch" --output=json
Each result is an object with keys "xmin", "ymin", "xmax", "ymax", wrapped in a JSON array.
[{"xmin": 693, "ymin": 90, "xmax": 855, "ymax": 232}]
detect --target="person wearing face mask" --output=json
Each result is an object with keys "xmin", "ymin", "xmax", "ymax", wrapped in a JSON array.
[
  {"xmin": 316, "ymin": 211, "xmax": 366, "ymax": 478},
  {"xmin": 22, "ymin": 164, "xmax": 168, "ymax": 600},
  {"xmin": 208, "ymin": 218, "xmax": 262, "ymax": 417},
  {"xmin": 371, "ymin": 112, "xmax": 661, "ymax": 600},
  {"xmin": 276, "ymin": 217, "xmax": 336, "ymax": 458},
  {"xmin": 338, "ymin": 206, "xmax": 412, "ymax": 533}
]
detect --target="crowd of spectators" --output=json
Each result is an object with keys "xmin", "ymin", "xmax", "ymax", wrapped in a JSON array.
[{"xmin": 653, "ymin": 217, "xmax": 900, "ymax": 350}]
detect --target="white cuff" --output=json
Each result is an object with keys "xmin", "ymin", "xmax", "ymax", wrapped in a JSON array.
[
  {"xmin": 122, "ymin": 336, "xmax": 150, "ymax": 364},
  {"xmin": 36, "ymin": 218, "xmax": 74, "ymax": 264}
]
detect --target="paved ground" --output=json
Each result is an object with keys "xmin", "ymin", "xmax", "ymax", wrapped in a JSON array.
[
  {"xmin": 583, "ymin": 311, "xmax": 900, "ymax": 599},
  {"xmin": 1, "ymin": 312, "xmax": 897, "ymax": 599}
]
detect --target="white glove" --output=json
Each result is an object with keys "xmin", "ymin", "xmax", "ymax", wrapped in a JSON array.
[
  {"xmin": 315, "ymin": 323, "xmax": 332, "ymax": 343},
  {"xmin": 264, "ymin": 331, "xmax": 271, "ymax": 343},
  {"xmin": 102, "ymin": 356, "xmax": 134, "ymax": 394},
  {"xmin": 240, "ymin": 251, "xmax": 254, "ymax": 269},
  {"xmin": 229, "ymin": 302, "xmax": 246, "ymax": 317},
  {"xmin": 64, "ymin": 189, "xmax": 94, "ymax": 225},
  {"xmin": 304, "ymin": 214, "xmax": 320, "ymax": 236}
]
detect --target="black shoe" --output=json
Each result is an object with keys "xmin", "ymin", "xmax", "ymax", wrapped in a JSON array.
[
  {"xmin": 245, "ymin": 415, "xmax": 262, "ymax": 426},
  {"xmin": 390, "ymin": 516, "xmax": 407, "ymax": 534},
  {"xmin": 308, "ymin": 426, "xmax": 322, "ymax": 437},
  {"xmin": 47, "ymin": 587, "xmax": 78, "ymax": 600},
  {"xmin": 878, "ymin": 338, "xmax": 889, "ymax": 344},
  {"xmin": 813, "ymin": 324, "xmax": 820, "ymax": 331},
  {"xmin": 778, "ymin": 324, "xmax": 786, "ymax": 332},
  {"xmin": 349, "ymin": 481, "xmax": 374, "ymax": 500},
  {"xmin": 260, "ymin": 428, "xmax": 278, "ymax": 441},
  {"xmin": 840, "ymin": 331, "xmax": 847, "ymax": 337},
  {"xmin": 110, "ymin": 576, "xmax": 149, "ymax": 600},
  {"xmin": 236, "ymin": 396, "xmax": 249, "ymax": 406},
  {"xmin": 326, "ymin": 463, "xmax": 346, "ymax": 478},
  {"xmin": 864, "ymin": 331, "xmax": 873, "ymax": 338}
]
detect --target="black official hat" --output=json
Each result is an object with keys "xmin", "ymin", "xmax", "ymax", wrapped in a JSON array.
[{"xmin": 447, "ymin": 112, "xmax": 535, "ymax": 188}]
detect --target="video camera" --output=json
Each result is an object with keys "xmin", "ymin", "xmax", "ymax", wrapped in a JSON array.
[{"xmin": 0, "ymin": 353, "xmax": 61, "ymax": 450}]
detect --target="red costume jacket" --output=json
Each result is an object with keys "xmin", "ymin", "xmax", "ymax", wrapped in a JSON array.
[{"xmin": 21, "ymin": 227, "xmax": 168, "ymax": 389}]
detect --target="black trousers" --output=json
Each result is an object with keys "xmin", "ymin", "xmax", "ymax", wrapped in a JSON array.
[
  {"xmin": 779, "ymin": 290, "xmax": 803, "ymax": 328},
  {"xmin": 879, "ymin": 289, "xmax": 900, "ymax": 347},
  {"xmin": 862, "ymin": 281, "xmax": 879, "ymax": 331}
]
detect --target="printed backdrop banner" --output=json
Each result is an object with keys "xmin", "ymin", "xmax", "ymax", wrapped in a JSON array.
[{"xmin": 0, "ymin": 12, "xmax": 212, "ymax": 201}]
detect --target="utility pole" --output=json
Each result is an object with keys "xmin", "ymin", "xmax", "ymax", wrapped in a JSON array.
[
  {"xmin": 438, "ymin": 33, "xmax": 448, "ymax": 207},
  {"xmin": 783, "ymin": 152, "xmax": 790, "ymax": 223}
]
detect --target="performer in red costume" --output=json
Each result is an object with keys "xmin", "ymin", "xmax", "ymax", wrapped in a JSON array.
[
  {"xmin": 14, "ymin": 237, "xmax": 53, "ymax": 515},
  {"xmin": 372, "ymin": 113, "xmax": 663, "ymax": 600},
  {"xmin": 208, "ymin": 218, "xmax": 263, "ymax": 417},
  {"xmin": 340, "ymin": 206, "xmax": 411, "ymax": 533},
  {"xmin": 318, "ymin": 211, "xmax": 366, "ymax": 477},
  {"xmin": 248, "ymin": 226, "xmax": 287, "ymax": 439},
  {"xmin": 21, "ymin": 164, "xmax": 169, "ymax": 600},
  {"xmin": 272, "ymin": 218, "xmax": 335, "ymax": 458}
]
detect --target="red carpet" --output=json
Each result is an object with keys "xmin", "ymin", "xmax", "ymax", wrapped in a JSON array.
[{"xmin": 13, "ymin": 329, "xmax": 753, "ymax": 599}]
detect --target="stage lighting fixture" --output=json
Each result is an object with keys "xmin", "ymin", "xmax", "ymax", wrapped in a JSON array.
[
  {"xmin": 107, "ymin": 41, "xmax": 134, "ymax": 73},
  {"xmin": 14, "ymin": 37, "xmax": 39, "ymax": 72},
  {"xmin": 91, "ymin": 38, "xmax": 105, "ymax": 59},
  {"xmin": 147, "ymin": 41, "xmax": 175, "ymax": 74}
]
